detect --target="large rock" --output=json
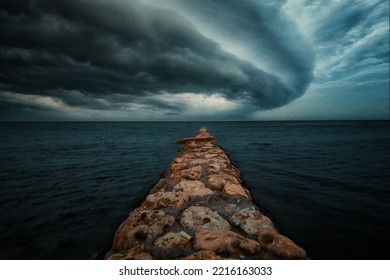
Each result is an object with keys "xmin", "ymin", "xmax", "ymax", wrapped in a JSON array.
[
  {"xmin": 142, "ymin": 180, "xmax": 214, "ymax": 210},
  {"xmin": 230, "ymin": 209, "xmax": 275, "ymax": 235},
  {"xmin": 143, "ymin": 191, "xmax": 188, "ymax": 209},
  {"xmin": 154, "ymin": 232, "xmax": 191, "ymax": 248},
  {"xmin": 180, "ymin": 206, "xmax": 231, "ymax": 231},
  {"xmin": 108, "ymin": 210, "xmax": 175, "ymax": 254},
  {"xmin": 107, "ymin": 246, "xmax": 153, "ymax": 260},
  {"xmin": 208, "ymin": 173, "xmax": 239, "ymax": 190},
  {"xmin": 258, "ymin": 228, "xmax": 307, "ymax": 259},
  {"xmin": 208, "ymin": 162, "xmax": 228, "ymax": 174},
  {"xmin": 173, "ymin": 180, "xmax": 214, "ymax": 197},
  {"xmin": 193, "ymin": 228, "xmax": 261, "ymax": 255},
  {"xmin": 188, "ymin": 158, "xmax": 211, "ymax": 166},
  {"xmin": 182, "ymin": 250, "xmax": 223, "ymax": 260},
  {"xmin": 224, "ymin": 182, "xmax": 249, "ymax": 198},
  {"xmin": 170, "ymin": 162, "xmax": 188, "ymax": 172},
  {"xmin": 170, "ymin": 165, "xmax": 203, "ymax": 180},
  {"xmin": 204, "ymin": 153, "xmax": 219, "ymax": 159}
]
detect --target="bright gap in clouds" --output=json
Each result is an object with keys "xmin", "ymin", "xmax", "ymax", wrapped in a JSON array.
[
  {"xmin": 0, "ymin": 90, "xmax": 241, "ymax": 121},
  {"xmin": 149, "ymin": 92, "xmax": 241, "ymax": 118}
]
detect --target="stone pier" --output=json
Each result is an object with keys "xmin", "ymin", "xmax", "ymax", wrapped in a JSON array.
[{"xmin": 105, "ymin": 128, "xmax": 307, "ymax": 260}]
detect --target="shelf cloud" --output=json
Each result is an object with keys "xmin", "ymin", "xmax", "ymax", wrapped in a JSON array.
[{"xmin": 0, "ymin": 0, "xmax": 387, "ymax": 120}]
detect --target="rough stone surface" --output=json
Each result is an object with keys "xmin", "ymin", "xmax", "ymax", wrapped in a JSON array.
[
  {"xmin": 223, "ymin": 182, "xmax": 249, "ymax": 198},
  {"xmin": 170, "ymin": 162, "xmax": 188, "ymax": 172},
  {"xmin": 193, "ymin": 228, "xmax": 261, "ymax": 255},
  {"xmin": 258, "ymin": 228, "xmax": 307, "ymax": 259},
  {"xmin": 154, "ymin": 232, "xmax": 191, "ymax": 248},
  {"xmin": 143, "ymin": 191, "xmax": 188, "ymax": 209},
  {"xmin": 182, "ymin": 250, "xmax": 224, "ymax": 260},
  {"xmin": 180, "ymin": 206, "xmax": 231, "ymax": 231},
  {"xmin": 170, "ymin": 165, "xmax": 203, "ymax": 180},
  {"xmin": 106, "ymin": 210, "xmax": 175, "ymax": 258},
  {"xmin": 106, "ymin": 128, "xmax": 308, "ymax": 260},
  {"xmin": 107, "ymin": 246, "xmax": 153, "ymax": 260},
  {"xmin": 141, "ymin": 180, "xmax": 213, "ymax": 210},
  {"xmin": 208, "ymin": 174, "xmax": 239, "ymax": 190},
  {"xmin": 173, "ymin": 180, "xmax": 214, "ymax": 197},
  {"xmin": 231, "ymin": 209, "xmax": 275, "ymax": 235}
]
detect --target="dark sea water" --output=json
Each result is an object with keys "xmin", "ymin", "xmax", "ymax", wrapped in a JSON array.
[{"xmin": 0, "ymin": 121, "xmax": 389, "ymax": 260}]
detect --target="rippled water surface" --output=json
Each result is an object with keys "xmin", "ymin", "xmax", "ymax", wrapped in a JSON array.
[{"xmin": 0, "ymin": 121, "xmax": 389, "ymax": 259}]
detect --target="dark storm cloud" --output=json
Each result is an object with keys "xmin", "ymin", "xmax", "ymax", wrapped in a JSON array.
[
  {"xmin": 159, "ymin": 0, "xmax": 314, "ymax": 94},
  {"xmin": 0, "ymin": 0, "xmax": 314, "ymax": 119}
]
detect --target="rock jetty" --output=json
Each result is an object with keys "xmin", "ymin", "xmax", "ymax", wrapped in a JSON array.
[{"xmin": 105, "ymin": 128, "xmax": 307, "ymax": 260}]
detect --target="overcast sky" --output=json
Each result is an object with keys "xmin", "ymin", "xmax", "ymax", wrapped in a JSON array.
[{"xmin": 0, "ymin": 0, "xmax": 389, "ymax": 121}]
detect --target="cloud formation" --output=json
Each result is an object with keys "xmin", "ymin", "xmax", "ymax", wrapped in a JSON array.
[
  {"xmin": 1, "ymin": 0, "xmax": 388, "ymax": 121},
  {"xmin": 284, "ymin": 0, "xmax": 389, "ymax": 82},
  {"xmin": 0, "ymin": 0, "xmax": 314, "ymax": 120}
]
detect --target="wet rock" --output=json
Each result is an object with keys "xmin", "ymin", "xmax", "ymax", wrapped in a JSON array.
[
  {"xmin": 258, "ymin": 228, "xmax": 306, "ymax": 259},
  {"xmin": 180, "ymin": 206, "xmax": 231, "ymax": 231},
  {"xmin": 231, "ymin": 209, "xmax": 275, "ymax": 235},
  {"xmin": 193, "ymin": 228, "xmax": 261, "ymax": 255},
  {"xmin": 182, "ymin": 250, "xmax": 223, "ymax": 260},
  {"xmin": 154, "ymin": 232, "xmax": 191, "ymax": 248}
]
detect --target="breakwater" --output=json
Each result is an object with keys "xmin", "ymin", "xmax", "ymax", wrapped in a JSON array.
[{"xmin": 105, "ymin": 128, "xmax": 307, "ymax": 260}]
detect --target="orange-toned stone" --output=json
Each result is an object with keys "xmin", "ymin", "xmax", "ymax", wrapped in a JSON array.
[
  {"xmin": 258, "ymin": 228, "xmax": 279, "ymax": 244},
  {"xmin": 188, "ymin": 158, "xmax": 211, "ymax": 166},
  {"xmin": 224, "ymin": 203, "xmax": 237, "ymax": 214},
  {"xmin": 231, "ymin": 209, "xmax": 275, "ymax": 235},
  {"xmin": 180, "ymin": 206, "xmax": 231, "ymax": 231},
  {"xmin": 224, "ymin": 182, "xmax": 249, "ymax": 198},
  {"xmin": 143, "ymin": 191, "xmax": 188, "ymax": 209},
  {"xmin": 258, "ymin": 229, "xmax": 306, "ymax": 259},
  {"xmin": 170, "ymin": 162, "xmax": 188, "ymax": 172},
  {"xmin": 174, "ymin": 156, "xmax": 186, "ymax": 163},
  {"xmin": 170, "ymin": 165, "xmax": 203, "ymax": 180},
  {"xmin": 108, "ymin": 210, "xmax": 175, "ymax": 253},
  {"xmin": 154, "ymin": 232, "xmax": 191, "ymax": 248},
  {"xmin": 182, "ymin": 250, "xmax": 223, "ymax": 260},
  {"xmin": 208, "ymin": 162, "xmax": 228, "ymax": 174},
  {"xmin": 208, "ymin": 174, "xmax": 239, "ymax": 190},
  {"xmin": 173, "ymin": 180, "xmax": 214, "ymax": 197},
  {"xmin": 204, "ymin": 153, "xmax": 219, "ymax": 159},
  {"xmin": 193, "ymin": 228, "xmax": 261, "ymax": 255},
  {"xmin": 107, "ymin": 246, "xmax": 152, "ymax": 260}
]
